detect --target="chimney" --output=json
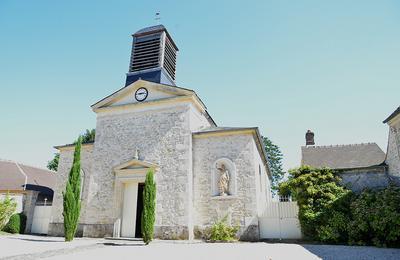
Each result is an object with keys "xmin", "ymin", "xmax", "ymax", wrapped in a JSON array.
[{"xmin": 305, "ymin": 130, "xmax": 315, "ymax": 146}]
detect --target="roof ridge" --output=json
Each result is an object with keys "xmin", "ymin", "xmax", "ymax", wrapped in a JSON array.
[
  {"xmin": 303, "ymin": 142, "xmax": 377, "ymax": 148},
  {"xmin": 18, "ymin": 162, "xmax": 55, "ymax": 173},
  {"xmin": 0, "ymin": 158, "xmax": 54, "ymax": 173}
]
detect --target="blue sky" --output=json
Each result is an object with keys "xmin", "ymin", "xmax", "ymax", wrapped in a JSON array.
[{"xmin": 0, "ymin": 1, "xmax": 399, "ymax": 171}]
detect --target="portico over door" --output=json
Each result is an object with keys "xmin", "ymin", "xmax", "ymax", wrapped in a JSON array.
[{"xmin": 113, "ymin": 157, "xmax": 158, "ymax": 238}]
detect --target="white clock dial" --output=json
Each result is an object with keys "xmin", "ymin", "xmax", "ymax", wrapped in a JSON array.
[{"xmin": 135, "ymin": 87, "xmax": 148, "ymax": 102}]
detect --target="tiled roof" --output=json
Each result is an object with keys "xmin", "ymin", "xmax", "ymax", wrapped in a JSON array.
[
  {"xmin": 0, "ymin": 159, "xmax": 55, "ymax": 191},
  {"xmin": 301, "ymin": 143, "xmax": 386, "ymax": 170},
  {"xmin": 383, "ymin": 106, "xmax": 400, "ymax": 123}
]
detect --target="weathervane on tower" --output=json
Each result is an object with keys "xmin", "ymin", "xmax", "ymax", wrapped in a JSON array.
[{"xmin": 155, "ymin": 12, "xmax": 161, "ymax": 24}]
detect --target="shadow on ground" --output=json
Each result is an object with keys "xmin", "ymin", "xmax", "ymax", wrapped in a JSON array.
[
  {"xmin": 302, "ymin": 244, "xmax": 400, "ymax": 260},
  {"xmin": 101, "ymin": 242, "xmax": 145, "ymax": 247},
  {"xmin": 7, "ymin": 237, "xmax": 64, "ymax": 243}
]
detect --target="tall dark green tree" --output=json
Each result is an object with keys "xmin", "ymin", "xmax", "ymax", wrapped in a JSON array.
[
  {"xmin": 141, "ymin": 169, "xmax": 156, "ymax": 244},
  {"xmin": 62, "ymin": 137, "xmax": 82, "ymax": 242},
  {"xmin": 262, "ymin": 136, "xmax": 285, "ymax": 192},
  {"xmin": 47, "ymin": 129, "xmax": 95, "ymax": 172}
]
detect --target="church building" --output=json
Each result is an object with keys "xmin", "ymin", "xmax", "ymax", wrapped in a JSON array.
[{"xmin": 49, "ymin": 25, "xmax": 272, "ymax": 241}]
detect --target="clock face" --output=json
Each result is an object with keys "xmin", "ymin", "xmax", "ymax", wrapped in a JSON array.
[{"xmin": 135, "ymin": 87, "xmax": 148, "ymax": 102}]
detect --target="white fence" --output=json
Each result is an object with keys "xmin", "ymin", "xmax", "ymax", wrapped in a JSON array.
[
  {"xmin": 259, "ymin": 201, "xmax": 302, "ymax": 239},
  {"xmin": 31, "ymin": 205, "xmax": 52, "ymax": 234}
]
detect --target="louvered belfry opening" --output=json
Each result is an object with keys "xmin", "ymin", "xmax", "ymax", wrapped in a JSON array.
[
  {"xmin": 128, "ymin": 25, "xmax": 178, "ymax": 84},
  {"xmin": 163, "ymin": 35, "xmax": 177, "ymax": 80},
  {"xmin": 130, "ymin": 34, "xmax": 161, "ymax": 72}
]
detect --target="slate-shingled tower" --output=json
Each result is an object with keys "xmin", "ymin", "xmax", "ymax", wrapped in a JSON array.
[{"xmin": 125, "ymin": 25, "xmax": 178, "ymax": 86}]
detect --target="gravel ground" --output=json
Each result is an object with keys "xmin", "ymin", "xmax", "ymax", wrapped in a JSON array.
[{"xmin": 0, "ymin": 235, "xmax": 399, "ymax": 260}]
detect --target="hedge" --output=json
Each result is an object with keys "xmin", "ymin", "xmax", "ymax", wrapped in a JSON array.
[{"xmin": 3, "ymin": 213, "xmax": 27, "ymax": 234}]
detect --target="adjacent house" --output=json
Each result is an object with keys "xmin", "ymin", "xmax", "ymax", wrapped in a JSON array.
[
  {"xmin": 301, "ymin": 131, "xmax": 389, "ymax": 192},
  {"xmin": 0, "ymin": 159, "xmax": 55, "ymax": 233},
  {"xmin": 383, "ymin": 106, "xmax": 400, "ymax": 180}
]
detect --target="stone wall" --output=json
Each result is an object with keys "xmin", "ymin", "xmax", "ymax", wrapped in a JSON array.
[
  {"xmin": 48, "ymin": 145, "xmax": 94, "ymax": 236},
  {"xmin": 23, "ymin": 190, "xmax": 39, "ymax": 234},
  {"xmin": 339, "ymin": 166, "xmax": 390, "ymax": 192},
  {"xmin": 84, "ymin": 104, "xmax": 194, "ymax": 238},
  {"xmin": 386, "ymin": 120, "xmax": 400, "ymax": 178},
  {"xmin": 192, "ymin": 133, "xmax": 262, "ymax": 241}
]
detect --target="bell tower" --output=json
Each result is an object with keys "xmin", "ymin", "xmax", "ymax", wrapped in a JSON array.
[{"xmin": 125, "ymin": 25, "xmax": 179, "ymax": 86}]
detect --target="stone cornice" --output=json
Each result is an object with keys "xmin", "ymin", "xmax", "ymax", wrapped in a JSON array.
[{"xmin": 54, "ymin": 142, "xmax": 94, "ymax": 151}]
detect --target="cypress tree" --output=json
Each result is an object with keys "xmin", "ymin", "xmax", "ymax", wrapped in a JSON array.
[
  {"xmin": 141, "ymin": 169, "xmax": 156, "ymax": 244},
  {"xmin": 62, "ymin": 137, "xmax": 82, "ymax": 241}
]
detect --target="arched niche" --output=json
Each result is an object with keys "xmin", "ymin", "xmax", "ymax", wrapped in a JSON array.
[{"xmin": 211, "ymin": 158, "xmax": 237, "ymax": 197}]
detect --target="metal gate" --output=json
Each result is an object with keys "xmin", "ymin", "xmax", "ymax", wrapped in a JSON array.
[
  {"xmin": 259, "ymin": 201, "xmax": 302, "ymax": 239},
  {"xmin": 31, "ymin": 205, "xmax": 52, "ymax": 234}
]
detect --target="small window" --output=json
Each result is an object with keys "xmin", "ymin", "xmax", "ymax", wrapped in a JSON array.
[
  {"xmin": 259, "ymin": 165, "xmax": 262, "ymax": 192},
  {"xmin": 80, "ymin": 169, "xmax": 86, "ymax": 199}
]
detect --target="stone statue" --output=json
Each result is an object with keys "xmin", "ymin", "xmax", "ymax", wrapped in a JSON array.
[{"xmin": 217, "ymin": 164, "xmax": 230, "ymax": 196}]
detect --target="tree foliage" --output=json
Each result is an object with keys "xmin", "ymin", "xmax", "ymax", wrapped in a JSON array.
[
  {"xmin": 62, "ymin": 137, "xmax": 82, "ymax": 242},
  {"xmin": 47, "ymin": 129, "xmax": 95, "ymax": 172},
  {"xmin": 348, "ymin": 186, "xmax": 400, "ymax": 247},
  {"xmin": 280, "ymin": 166, "xmax": 400, "ymax": 247},
  {"xmin": 80, "ymin": 129, "xmax": 95, "ymax": 144},
  {"xmin": 281, "ymin": 166, "xmax": 349, "ymax": 240},
  {"xmin": 141, "ymin": 169, "xmax": 156, "ymax": 244},
  {"xmin": 0, "ymin": 194, "xmax": 17, "ymax": 230},
  {"xmin": 47, "ymin": 153, "xmax": 59, "ymax": 171},
  {"xmin": 262, "ymin": 136, "xmax": 285, "ymax": 192}
]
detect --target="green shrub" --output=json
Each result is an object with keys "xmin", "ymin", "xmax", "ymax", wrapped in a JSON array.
[
  {"xmin": 349, "ymin": 185, "xmax": 400, "ymax": 247},
  {"xmin": 0, "ymin": 194, "xmax": 17, "ymax": 230},
  {"xmin": 284, "ymin": 166, "xmax": 400, "ymax": 247},
  {"xmin": 3, "ymin": 213, "xmax": 27, "ymax": 234},
  {"xmin": 283, "ymin": 166, "xmax": 349, "ymax": 240},
  {"xmin": 142, "ymin": 169, "xmax": 156, "ymax": 245},
  {"xmin": 210, "ymin": 216, "xmax": 239, "ymax": 242},
  {"xmin": 316, "ymin": 191, "xmax": 353, "ymax": 243}
]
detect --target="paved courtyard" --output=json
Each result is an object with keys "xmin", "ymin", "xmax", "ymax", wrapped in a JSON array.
[{"xmin": 0, "ymin": 234, "xmax": 399, "ymax": 260}]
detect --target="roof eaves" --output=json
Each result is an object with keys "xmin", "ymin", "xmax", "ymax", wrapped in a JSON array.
[
  {"xmin": 54, "ymin": 141, "xmax": 94, "ymax": 150},
  {"xmin": 383, "ymin": 106, "xmax": 400, "ymax": 124}
]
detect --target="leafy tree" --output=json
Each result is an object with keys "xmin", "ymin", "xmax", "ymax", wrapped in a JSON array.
[
  {"xmin": 80, "ymin": 129, "xmax": 95, "ymax": 144},
  {"xmin": 280, "ymin": 166, "xmax": 349, "ymax": 240},
  {"xmin": 348, "ymin": 185, "xmax": 400, "ymax": 247},
  {"xmin": 141, "ymin": 169, "xmax": 156, "ymax": 244},
  {"xmin": 262, "ymin": 136, "xmax": 285, "ymax": 192},
  {"xmin": 62, "ymin": 137, "xmax": 82, "ymax": 241},
  {"xmin": 47, "ymin": 129, "xmax": 95, "ymax": 172},
  {"xmin": 0, "ymin": 194, "xmax": 17, "ymax": 230},
  {"xmin": 47, "ymin": 153, "xmax": 59, "ymax": 171}
]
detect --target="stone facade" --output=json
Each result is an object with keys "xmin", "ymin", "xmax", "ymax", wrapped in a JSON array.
[
  {"xmin": 23, "ymin": 190, "xmax": 39, "ymax": 234},
  {"xmin": 386, "ymin": 116, "xmax": 400, "ymax": 178},
  {"xmin": 48, "ymin": 144, "xmax": 94, "ymax": 236},
  {"xmin": 193, "ymin": 134, "xmax": 269, "ymax": 240},
  {"xmin": 339, "ymin": 166, "xmax": 390, "ymax": 193},
  {"xmin": 49, "ymin": 80, "xmax": 272, "ymax": 240}
]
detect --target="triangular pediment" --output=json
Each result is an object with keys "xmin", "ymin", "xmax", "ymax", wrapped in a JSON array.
[
  {"xmin": 91, "ymin": 80, "xmax": 196, "ymax": 111},
  {"xmin": 114, "ymin": 158, "xmax": 159, "ymax": 172}
]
